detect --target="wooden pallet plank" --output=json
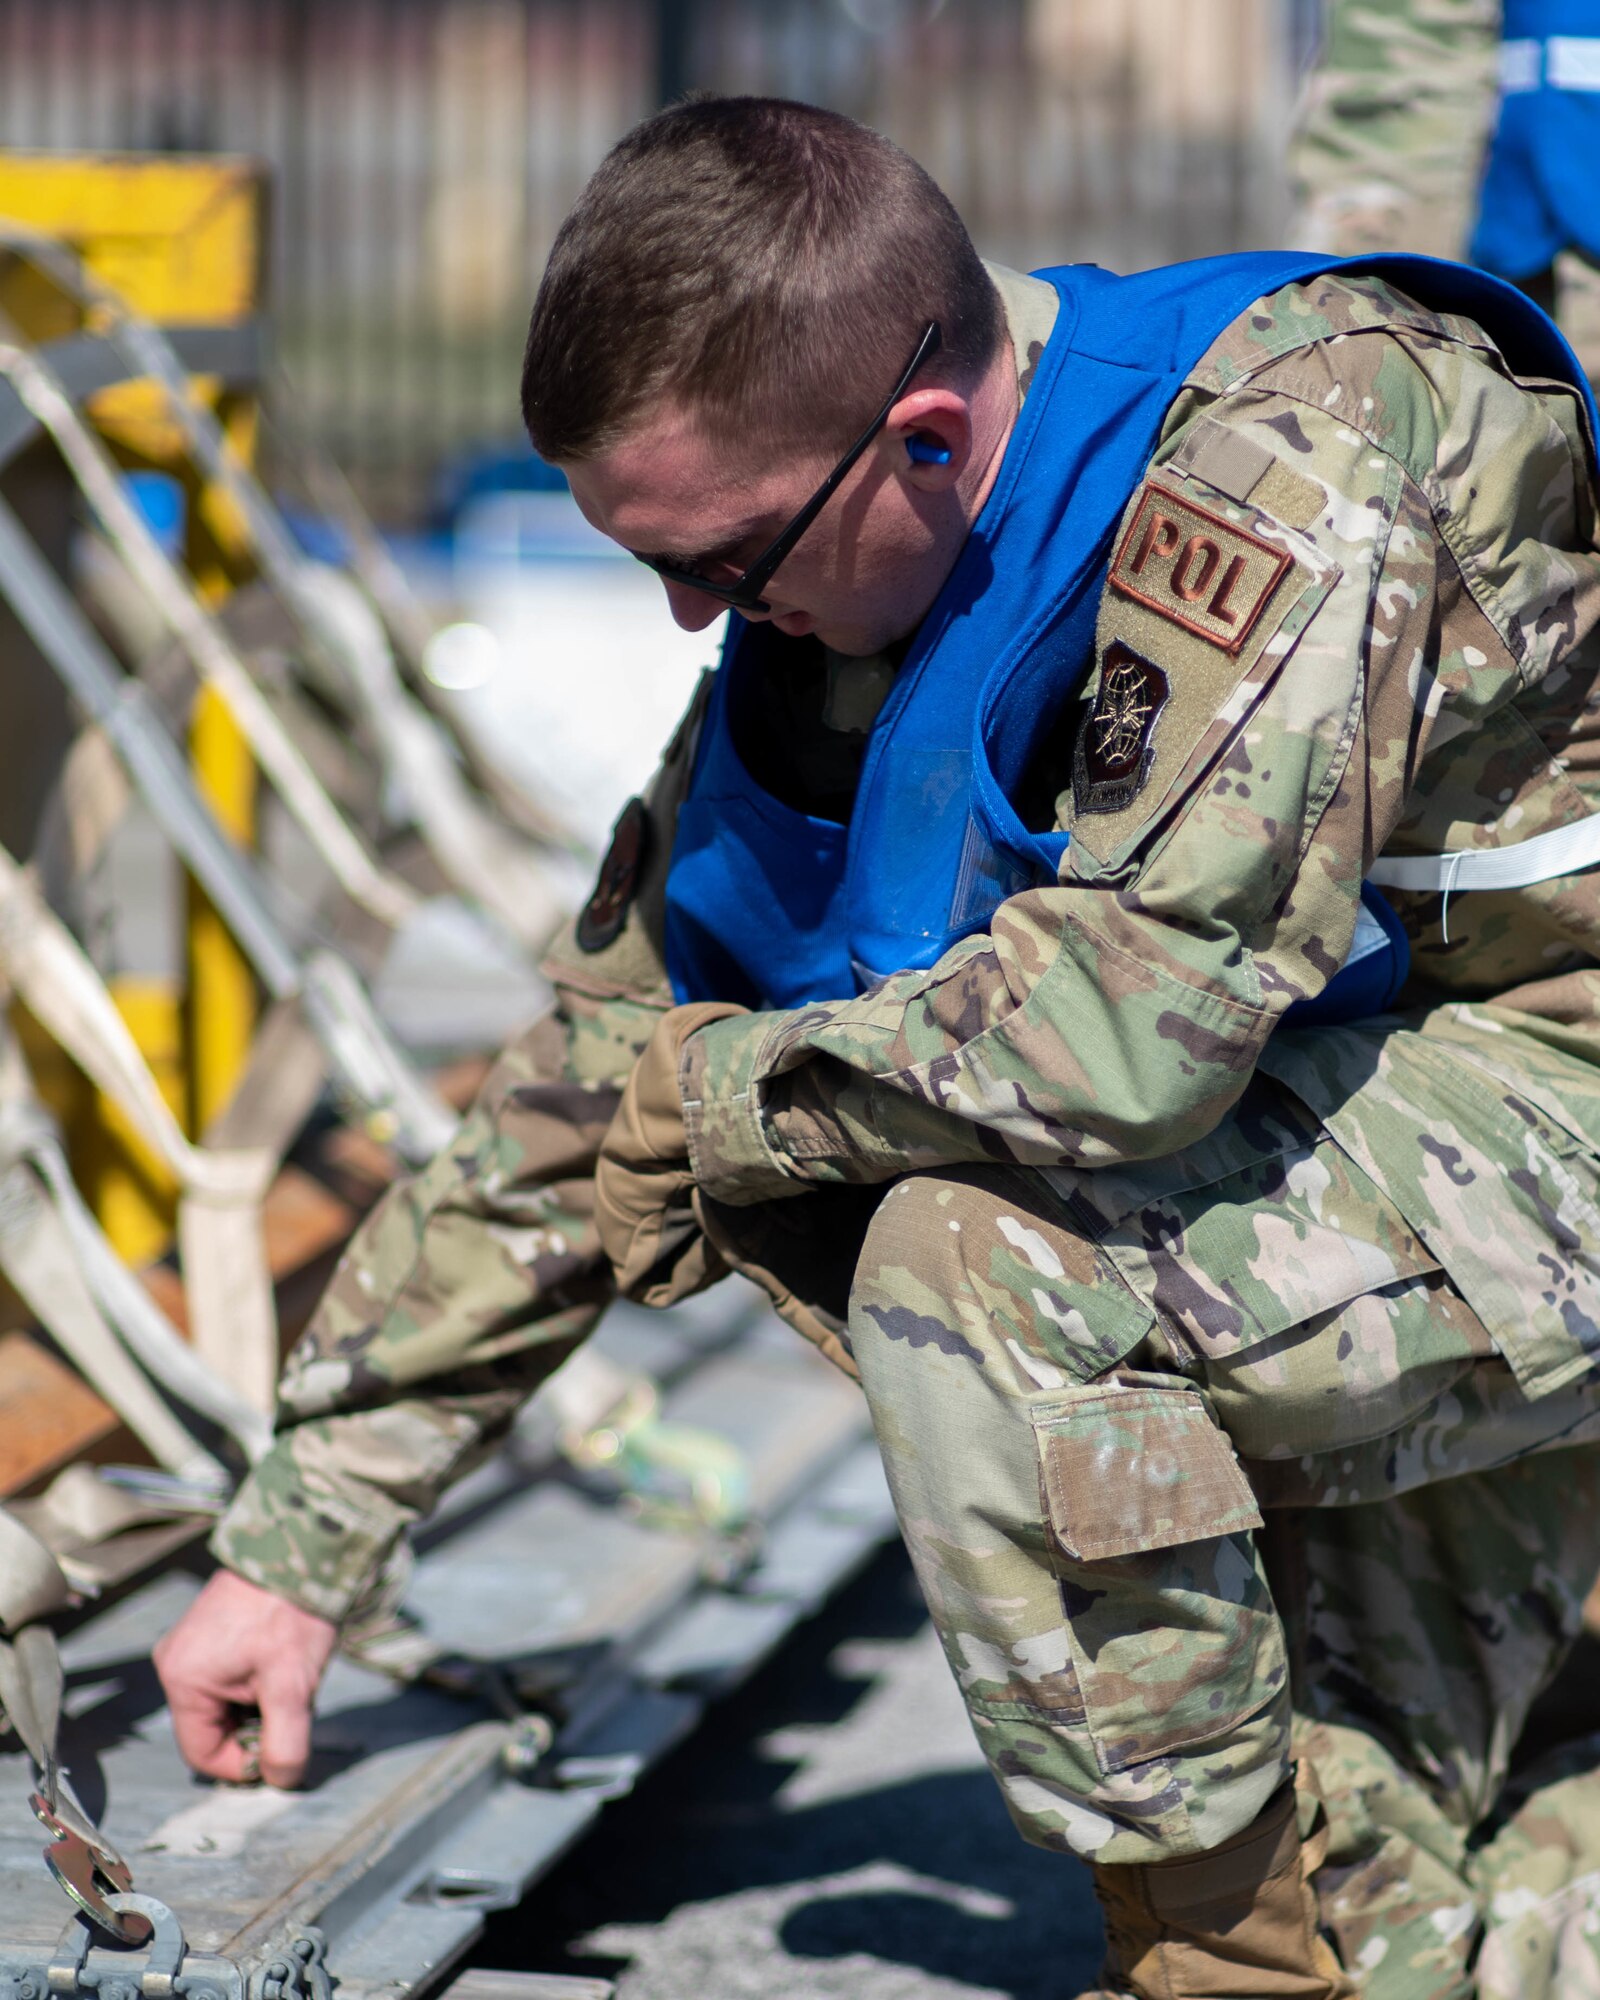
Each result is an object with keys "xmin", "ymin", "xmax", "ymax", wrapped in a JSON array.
[
  {"xmin": 0, "ymin": 1328, "xmax": 117, "ymax": 1491},
  {"xmin": 1, "ymin": 1156, "xmax": 364, "ymax": 1495}
]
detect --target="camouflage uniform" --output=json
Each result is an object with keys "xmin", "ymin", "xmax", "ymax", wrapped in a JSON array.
[
  {"xmin": 1289, "ymin": 0, "xmax": 1502, "ymax": 263},
  {"xmin": 1289, "ymin": 0, "xmax": 1600, "ymax": 385},
  {"xmin": 214, "ymin": 268, "xmax": 1600, "ymax": 1989}
]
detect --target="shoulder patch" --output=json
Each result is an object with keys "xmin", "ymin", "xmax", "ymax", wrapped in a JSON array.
[
  {"xmin": 1109, "ymin": 482, "xmax": 1291, "ymax": 653},
  {"xmin": 1073, "ymin": 642, "xmax": 1169, "ymax": 816},
  {"xmin": 1065, "ymin": 469, "xmax": 1341, "ymax": 875},
  {"xmin": 577, "ymin": 795, "xmax": 651, "ymax": 953}
]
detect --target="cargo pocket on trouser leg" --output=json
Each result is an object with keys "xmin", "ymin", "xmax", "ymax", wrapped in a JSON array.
[
  {"xmin": 1023, "ymin": 1378, "xmax": 1294, "ymax": 1857},
  {"xmin": 847, "ymin": 1166, "xmax": 1288, "ymax": 1864}
]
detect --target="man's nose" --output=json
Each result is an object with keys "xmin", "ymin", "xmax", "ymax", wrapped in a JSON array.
[{"xmin": 662, "ymin": 580, "xmax": 735, "ymax": 632}]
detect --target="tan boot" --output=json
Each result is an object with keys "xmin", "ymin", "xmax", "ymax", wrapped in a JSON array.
[{"xmin": 1086, "ymin": 1782, "xmax": 1353, "ymax": 1999}]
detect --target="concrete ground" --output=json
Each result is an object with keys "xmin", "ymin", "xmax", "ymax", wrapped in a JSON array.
[{"xmin": 476, "ymin": 1544, "xmax": 1107, "ymax": 2000}]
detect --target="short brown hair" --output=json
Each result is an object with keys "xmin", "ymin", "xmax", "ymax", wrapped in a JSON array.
[{"xmin": 521, "ymin": 96, "xmax": 1002, "ymax": 463}]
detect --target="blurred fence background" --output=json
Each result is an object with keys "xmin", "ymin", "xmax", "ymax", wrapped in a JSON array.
[{"xmin": 0, "ymin": 0, "xmax": 1324, "ymax": 521}]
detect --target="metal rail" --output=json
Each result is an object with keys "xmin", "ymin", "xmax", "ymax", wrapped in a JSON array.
[{"xmin": 0, "ymin": 1301, "xmax": 896, "ymax": 2000}]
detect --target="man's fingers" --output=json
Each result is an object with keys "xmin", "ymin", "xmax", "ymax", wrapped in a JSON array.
[
  {"xmin": 195, "ymin": 1721, "xmax": 263, "ymax": 1786},
  {"xmin": 257, "ymin": 1674, "xmax": 315, "ymax": 1789},
  {"xmin": 155, "ymin": 1569, "xmax": 339, "ymax": 1786},
  {"xmin": 164, "ymin": 1682, "xmax": 253, "ymax": 1782},
  {"xmin": 163, "ymin": 1669, "xmax": 310, "ymax": 1788}
]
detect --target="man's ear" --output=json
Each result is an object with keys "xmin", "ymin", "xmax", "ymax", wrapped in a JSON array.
[{"xmin": 880, "ymin": 386, "xmax": 972, "ymax": 490}]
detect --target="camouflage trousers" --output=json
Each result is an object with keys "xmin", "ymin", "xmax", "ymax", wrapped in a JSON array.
[
  {"xmin": 1523, "ymin": 250, "xmax": 1600, "ymax": 394},
  {"xmin": 844, "ymin": 1063, "xmax": 1600, "ymax": 1989}
]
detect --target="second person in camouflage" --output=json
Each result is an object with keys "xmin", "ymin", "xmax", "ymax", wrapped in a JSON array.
[{"xmin": 1290, "ymin": 0, "xmax": 1600, "ymax": 381}]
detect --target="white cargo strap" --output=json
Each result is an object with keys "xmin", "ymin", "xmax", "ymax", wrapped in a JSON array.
[
  {"xmin": 298, "ymin": 946, "xmax": 459, "ymax": 1158},
  {"xmin": 0, "ymin": 325, "xmax": 418, "ymax": 936},
  {"xmin": 0, "ymin": 846, "xmax": 272, "ymax": 1199},
  {"xmin": 0, "ymin": 1021, "xmax": 269, "ymax": 1472},
  {"xmin": 293, "ymin": 564, "xmax": 566, "ymax": 949},
  {"xmin": 186, "ymin": 1000, "xmax": 333, "ymax": 1413},
  {"xmin": 0, "ymin": 1504, "xmax": 73, "ymax": 1636},
  {"xmin": 48, "ymin": 724, "xmax": 132, "ymax": 883},
  {"xmin": 0, "ymin": 1486, "xmax": 154, "ymax": 1919},
  {"xmin": 0, "ymin": 1145, "xmax": 230, "ymax": 1490},
  {"xmin": 0, "ymin": 1617, "xmax": 65, "ymax": 1770},
  {"xmin": 41, "ymin": 761, "xmax": 450, "ymax": 1165},
  {"xmin": 0, "ymin": 232, "xmax": 560, "ymax": 952},
  {"xmin": 1368, "ymin": 812, "xmax": 1600, "ymax": 895},
  {"xmin": 0, "ymin": 488, "xmax": 456, "ymax": 1164},
  {"xmin": 0, "ymin": 844, "xmax": 283, "ymax": 1417},
  {"xmin": 0, "ymin": 1529, "xmax": 82, "ymax": 1866},
  {"xmin": 204, "ymin": 996, "xmax": 330, "ymax": 1162},
  {"xmin": 0, "ymin": 1619, "xmax": 66, "ymax": 1836},
  {"xmin": 274, "ymin": 408, "xmax": 574, "ymax": 850},
  {"xmin": 0, "ymin": 1514, "xmax": 75, "ymax": 1881},
  {"xmin": 175, "ymin": 1186, "xmax": 280, "ymax": 1417},
  {"xmin": 9, "ymin": 1463, "xmax": 221, "ymax": 1588},
  {"xmin": 38, "ymin": 1137, "xmax": 274, "ymax": 1465}
]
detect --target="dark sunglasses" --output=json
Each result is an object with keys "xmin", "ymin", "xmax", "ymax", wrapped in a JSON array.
[{"xmin": 634, "ymin": 319, "xmax": 942, "ymax": 613}]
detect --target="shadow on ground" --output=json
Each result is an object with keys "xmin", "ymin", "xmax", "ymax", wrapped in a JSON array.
[{"xmin": 476, "ymin": 1544, "xmax": 1106, "ymax": 1999}]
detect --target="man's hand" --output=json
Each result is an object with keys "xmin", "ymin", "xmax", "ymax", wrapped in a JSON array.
[
  {"xmin": 594, "ymin": 1000, "xmax": 746, "ymax": 1305},
  {"xmin": 154, "ymin": 1569, "xmax": 338, "ymax": 1788}
]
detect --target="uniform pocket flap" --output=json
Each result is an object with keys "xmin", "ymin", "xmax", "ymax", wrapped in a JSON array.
[{"xmin": 1033, "ymin": 1385, "xmax": 1263, "ymax": 1562}]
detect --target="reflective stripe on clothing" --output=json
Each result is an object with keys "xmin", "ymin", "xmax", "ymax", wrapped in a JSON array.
[
  {"xmin": 1500, "ymin": 35, "xmax": 1544, "ymax": 86},
  {"xmin": 1549, "ymin": 33, "xmax": 1600, "ymax": 83},
  {"xmin": 1502, "ymin": 34, "xmax": 1600, "ymax": 87}
]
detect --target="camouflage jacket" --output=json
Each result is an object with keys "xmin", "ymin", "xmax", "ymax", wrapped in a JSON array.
[{"xmin": 214, "ymin": 268, "xmax": 1600, "ymax": 1621}]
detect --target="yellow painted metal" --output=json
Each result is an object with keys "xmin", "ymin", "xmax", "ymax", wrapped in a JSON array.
[
  {"xmin": 187, "ymin": 683, "xmax": 259, "ymax": 1137},
  {"xmin": 86, "ymin": 982, "xmax": 185, "ymax": 1269},
  {"xmin": 0, "ymin": 151, "xmax": 260, "ymax": 316},
  {"xmin": 0, "ymin": 151, "xmax": 262, "ymax": 464},
  {"xmin": 0, "ymin": 151, "xmax": 267, "ymax": 1247},
  {"xmin": 14, "ymin": 984, "xmax": 183, "ymax": 1270}
]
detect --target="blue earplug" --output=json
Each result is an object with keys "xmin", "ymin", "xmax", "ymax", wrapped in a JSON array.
[{"xmin": 907, "ymin": 435, "xmax": 952, "ymax": 465}]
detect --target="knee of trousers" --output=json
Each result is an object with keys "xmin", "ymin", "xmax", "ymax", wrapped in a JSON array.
[
  {"xmin": 848, "ymin": 1166, "xmax": 1154, "ymax": 1402},
  {"xmin": 846, "ymin": 1167, "xmax": 1076, "ymax": 1548},
  {"xmin": 848, "ymin": 1169, "xmax": 1007, "ymax": 1381},
  {"xmin": 847, "ymin": 1169, "xmax": 1293, "ymax": 1865}
]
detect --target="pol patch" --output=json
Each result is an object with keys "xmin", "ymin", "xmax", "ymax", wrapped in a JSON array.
[
  {"xmin": 1074, "ymin": 642, "xmax": 1169, "ymax": 817},
  {"xmin": 1109, "ymin": 481, "xmax": 1291, "ymax": 652}
]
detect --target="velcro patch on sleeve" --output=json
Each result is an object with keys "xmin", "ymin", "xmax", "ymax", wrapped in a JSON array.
[
  {"xmin": 1064, "ymin": 470, "xmax": 1338, "ymax": 873},
  {"xmin": 1074, "ymin": 642, "xmax": 1170, "ymax": 817},
  {"xmin": 576, "ymin": 794, "xmax": 651, "ymax": 952},
  {"xmin": 1109, "ymin": 482, "xmax": 1291, "ymax": 653}
]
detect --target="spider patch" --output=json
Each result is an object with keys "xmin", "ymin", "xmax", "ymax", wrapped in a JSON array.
[
  {"xmin": 577, "ymin": 795, "xmax": 651, "ymax": 951},
  {"xmin": 1074, "ymin": 642, "xmax": 1170, "ymax": 816}
]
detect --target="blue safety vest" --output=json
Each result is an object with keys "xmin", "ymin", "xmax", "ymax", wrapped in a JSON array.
[
  {"xmin": 663, "ymin": 251, "xmax": 1598, "ymax": 1024},
  {"xmin": 1472, "ymin": 0, "xmax": 1600, "ymax": 279}
]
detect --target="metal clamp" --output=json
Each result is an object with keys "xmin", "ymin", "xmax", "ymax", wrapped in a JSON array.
[
  {"xmin": 38, "ymin": 1896, "xmax": 247, "ymax": 2000},
  {"xmin": 30, "ymin": 1795, "xmax": 138, "ymax": 1946}
]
